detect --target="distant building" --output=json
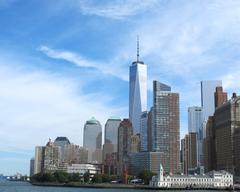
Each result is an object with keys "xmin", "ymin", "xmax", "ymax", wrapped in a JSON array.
[
  {"xmin": 34, "ymin": 146, "xmax": 45, "ymax": 174},
  {"xmin": 129, "ymin": 40, "xmax": 147, "ymax": 134},
  {"xmin": 214, "ymin": 86, "xmax": 228, "ymax": 108},
  {"xmin": 151, "ymin": 80, "xmax": 180, "ymax": 174},
  {"xmin": 150, "ymin": 164, "xmax": 233, "ymax": 189},
  {"xmin": 117, "ymin": 119, "xmax": 133, "ymax": 176},
  {"xmin": 140, "ymin": 111, "xmax": 148, "ymax": 151},
  {"xmin": 30, "ymin": 158, "xmax": 35, "ymax": 176},
  {"xmin": 44, "ymin": 139, "xmax": 61, "ymax": 172},
  {"xmin": 83, "ymin": 117, "xmax": 102, "ymax": 163},
  {"xmin": 130, "ymin": 134, "xmax": 140, "ymax": 152},
  {"xmin": 201, "ymin": 80, "xmax": 222, "ymax": 165},
  {"xmin": 54, "ymin": 137, "xmax": 70, "ymax": 161},
  {"xmin": 128, "ymin": 152, "xmax": 162, "ymax": 176},
  {"xmin": 34, "ymin": 138, "xmax": 61, "ymax": 174},
  {"xmin": 181, "ymin": 133, "xmax": 198, "ymax": 175}
]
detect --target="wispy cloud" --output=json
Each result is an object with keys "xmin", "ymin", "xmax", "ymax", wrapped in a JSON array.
[
  {"xmin": 39, "ymin": 45, "xmax": 129, "ymax": 81},
  {"xmin": 77, "ymin": 0, "xmax": 159, "ymax": 19}
]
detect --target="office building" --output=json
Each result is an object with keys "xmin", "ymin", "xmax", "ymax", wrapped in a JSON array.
[
  {"xmin": 54, "ymin": 137, "xmax": 70, "ymax": 161},
  {"xmin": 83, "ymin": 117, "xmax": 102, "ymax": 163},
  {"xmin": 151, "ymin": 80, "xmax": 180, "ymax": 174},
  {"xmin": 118, "ymin": 119, "xmax": 133, "ymax": 176},
  {"xmin": 103, "ymin": 117, "xmax": 121, "ymax": 174},
  {"xmin": 182, "ymin": 133, "xmax": 198, "ymax": 175},
  {"xmin": 128, "ymin": 152, "xmax": 162, "ymax": 176},
  {"xmin": 140, "ymin": 111, "xmax": 148, "ymax": 151},
  {"xmin": 129, "ymin": 39, "xmax": 147, "ymax": 134},
  {"xmin": 188, "ymin": 106, "xmax": 202, "ymax": 165},
  {"xmin": 34, "ymin": 146, "xmax": 45, "ymax": 174},
  {"xmin": 214, "ymin": 86, "xmax": 228, "ymax": 108},
  {"xmin": 30, "ymin": 158, "xmax": 35, "ymax": 176},
  {"xmin": 130, "ymin": 134, "xmax": 140, "ymax": 152}
]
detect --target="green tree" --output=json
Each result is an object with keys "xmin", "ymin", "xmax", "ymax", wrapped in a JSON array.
[
  {"xmin": 53, "ymin": 171, "xmax": 69, "ymax": 183},
  {"xmin": 138, "ymin": 170, "xmax": 157, "ymax": 185},
  {"xmin": 69, "ymin": 173, "xmax": 80, "ymax": 182},
  {"xmin": 92, "ymin": 174, "xmax": 102, "ymax": 183},
  {"xmin": 83, "ymin": 172, "xmax": 90, "ymax": 183}
]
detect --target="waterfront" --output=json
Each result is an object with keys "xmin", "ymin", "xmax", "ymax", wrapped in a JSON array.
[{"xmin": 0, "ymin": 181, "xmax": 228, "ymax": 192}]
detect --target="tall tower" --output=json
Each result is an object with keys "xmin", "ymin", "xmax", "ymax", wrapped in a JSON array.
[
  {"xmin": 83, "ymin": 117, "xmax": 102, "ymax": 163},
  {"xmin": 152, "ymin": 80, "xmax": 180, "ymax": 174},
  {"xmin": 129, "ymin": 37, "xmax": 147, "ymax": 134}
]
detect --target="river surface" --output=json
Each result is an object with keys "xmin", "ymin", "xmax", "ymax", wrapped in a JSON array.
[{"xmin": 0, "ymin": 180, "xmax": 226, "ymax": 192}]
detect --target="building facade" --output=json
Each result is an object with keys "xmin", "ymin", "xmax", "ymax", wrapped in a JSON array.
[
  {"xmin": 140, "ymin": 111, "xmax": 148, "ymax": 151},
  {"xmin": 117, "ymin": 119, "xmax": 133, "ymax": 176},
  {"xmin": 129, "ymin": 50, "xmax": 147, "ymax": 134},
  {"xmin": 182, "ymin": 133, "xmax": 198, "ymax": 175},
  {"xmin": 151, "ymin": 80, "xmax": 180, "ymax": 174},
  {"xmin": 83, "ymin": 117, "xmax": 102, "ymax": 163},
  {"xmin": 150, "ymin": 164, "xmax": 233, "ymax": 189}
]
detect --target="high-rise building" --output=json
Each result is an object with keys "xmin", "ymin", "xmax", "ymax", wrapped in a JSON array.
[
  {"xmin": 200, "ymin": 80, "xmax": 222, "ymax": 166},
  {"xmin": 83, "ymin": 117, "xmax": 102, "ymax": 163},
  {"xmin": 214, "ymin": 86, "xmax": 228, "ymax": 108},
  {"xmin": 182, "ymin": 133, "xmax": 198, "ymax": 175},
  {"xmin": 151, "ymin": 80, "xmax": 180, "ymax": 174},
  {"xmin": 30, "ymin": 158, "xmax": 35, "ymax": 176},
  {"xmin": 103, "ymin": 117, "xmax": 121, "ymax": 174},
  {"xmin": 140, "ymin": 111, "xmax": 148, "ymax": 151},
  {"xmin": 129, "ymin": 152, "xmax": 163, "ymax": 176},
  {"xmin": 188, "ymin": 106, "xmax": 202, "ymax": 165},
  {"xmin": 130, "ymin": 134, "xmax": 140, "ymax": 152},
  {"xmin": 117, "ymin": 119, "xmax": 133, "ymax": 176},
  {"xmin": 214, "ymin": 93, "xmax": 240, "ymax": 179},
  {"xmin": 147, "ymin": 108, "xmax": 153, "ymax": 151},
  {"xmin": 44, "ymin": 139, "xmax": 61, "ymax": 172},
  {"xmin": 188, "ymin": 107, "xmax": 202, "ymax": 133},
  {"xmin": 129, "ymin": 39, "xmax": 147, "ymax": 134},
  {"xmin": 54, "ymin": 137, "xmax": 70, "ymax": 161},
  {"xmin": 34, "ymin": 146, "xmax": 45, "ymax": 174},
  {"xmin": 34, "ymin": 139, "xmax": 61, "ymax": 174},
  {"xmin": 201, "ymin": 80, "xmax": 222, "ymax": 134}
]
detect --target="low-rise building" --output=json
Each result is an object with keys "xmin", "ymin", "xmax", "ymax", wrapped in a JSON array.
[
  {"xmin": 150, "ymin": 164, "xmax": 233, "ymax": 189},
  {"xmin": 67, "ymin": 164, "xmax": 101, "ymax": 177}
]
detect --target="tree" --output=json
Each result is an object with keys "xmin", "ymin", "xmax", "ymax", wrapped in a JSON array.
[
  {"xmin": 138, "ymin": 170, "xmax": 157, "ymax": 185},
  {"xmin": 53, "ymin": 171, "xmax": 69, "ymax": 183},
  {"xmin": 92, "ymin": 174, "xmax": 102, "ymax": 183},
  {"xmin": 83, "ymin": 172, "xmax": 90, "ymax": 183}
]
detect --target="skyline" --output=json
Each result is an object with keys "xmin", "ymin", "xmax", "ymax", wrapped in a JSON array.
[{"xmin": 1, "ymin": 0, "xmax": 240, "ymax": 175}]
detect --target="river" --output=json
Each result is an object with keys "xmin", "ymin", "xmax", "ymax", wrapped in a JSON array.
[{"xmin": 0, "ymin": 180, "xmax": 226, "ymax": 192}]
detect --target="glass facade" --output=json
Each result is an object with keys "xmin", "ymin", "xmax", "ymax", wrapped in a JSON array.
[
  {"xmin": 83, "ymin": 117, "xmax": 102, "ymax": 163},
  {"xmin": 140, "ymin": 111, "xmax": 148, "ymax": 151},
  {"xmin": 129, "ymin": 61, "xmax": 147, "ymax": 134}
]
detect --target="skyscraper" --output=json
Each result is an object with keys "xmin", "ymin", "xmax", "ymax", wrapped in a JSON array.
[
  {"xmin": 201, "ymin": 80, "xmax": 222, "ymax": 134},
  {"xmin": 200, "ymin": 80, "xmax": 222, "ymax": 165},
  {"xmin": 214, "ymin": 86, "xmax": 228, "ymax": 108},
  {"xmin": 54, "ymin": 137, "xmax": 70, "ymax": 161},
  {"xmin": 117, "ymin": 119, "xmax": 133, "ymax": 176},
  {"xmin": 103, "ymin": 117, "xmax": 121, "ymax": 174},
  {"xmin": 83, "ymin": 117, "xmax": 102, "ymax": 163},
  {"xmin": 151, "ymin": 80, "xmax": 180, "ymax": 174},
  {"xmin": 129, "ymin": 38, "xmax": 147, "ymax": 134},
  {"xmin": 182, "ymin": 133, "xmax": 198, "ymax": 175},
  {"xmin": 188, "ymin": 106, "xmax": 202, "ymax": 165},
  {"xmin": 140, "ymin": 111, "xmax": 148, "ymax": 151}
]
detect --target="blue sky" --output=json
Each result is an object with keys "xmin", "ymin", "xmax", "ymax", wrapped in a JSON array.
[{"xmin": 1, "ymin": 0, "xmax": 240, "ymax": 175}]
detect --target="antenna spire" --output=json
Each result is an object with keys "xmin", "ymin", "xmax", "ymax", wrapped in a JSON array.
[{"xmin": 137, "ymin": 35, "xmax": 139, "ymax": 62}]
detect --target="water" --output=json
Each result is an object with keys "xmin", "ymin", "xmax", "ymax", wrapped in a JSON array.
[{"xmin": 0, "ymin": 181, "xmax": 224, "ymax": 192}]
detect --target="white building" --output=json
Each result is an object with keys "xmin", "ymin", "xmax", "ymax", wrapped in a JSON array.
[
  {"xmin": 150, "ymin": 164, "xmax": 233, "ymax": 189},
  {"xmin": 67, "ymin": 164, "xmax": 100, "ymax": 177}
]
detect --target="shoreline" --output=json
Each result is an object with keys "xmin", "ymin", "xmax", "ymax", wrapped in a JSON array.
[{"xmin": 31, "ymin": 182, "xmax": 235, "ymax": 190}]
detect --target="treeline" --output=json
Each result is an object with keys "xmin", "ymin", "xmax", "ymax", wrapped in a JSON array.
[
  {"xmin": 31, "ymin": 170, "xmax": 156, "ymax": 185},
  {"xmin": 31, "ymin": 171, "xmax": 119, "ymax": 184}
]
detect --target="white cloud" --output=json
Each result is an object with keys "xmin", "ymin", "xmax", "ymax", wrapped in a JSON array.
[
  {"xmin": 39, "ymin": 45, "xmax": 129, "ymax": 81},
  {"xmin": 0, "ymin": 57, "xmax": 126, "ymax": 152},
  {"xmin": 77, "ymin": 0, "xmax": 159, "ymax": 19}
]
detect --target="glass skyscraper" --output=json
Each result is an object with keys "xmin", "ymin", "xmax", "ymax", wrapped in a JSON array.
[
  {"xmin": 83, "ymin": 117, "xmax": 102, "ymax": 163},
  {"xmin": 129, "ymin": 49, "xmax": 147, "ymax": 134},
  {"xmin": 188, "ymin": 106, "xmax": 202, "ymax": 166}
]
